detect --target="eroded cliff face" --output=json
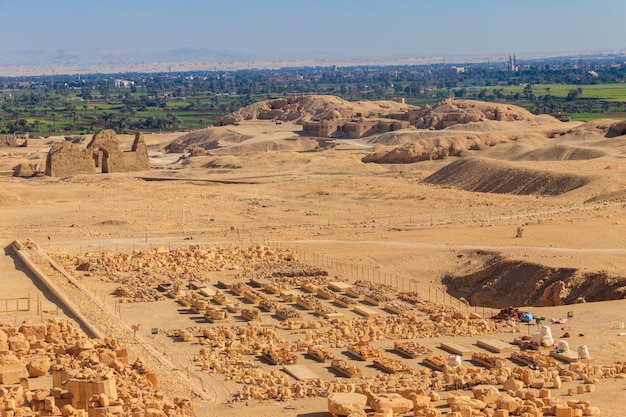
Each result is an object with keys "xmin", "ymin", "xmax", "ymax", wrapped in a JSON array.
[{"xmin": 443, "ymin": 254, "xmax": 626, "ymax": 307}]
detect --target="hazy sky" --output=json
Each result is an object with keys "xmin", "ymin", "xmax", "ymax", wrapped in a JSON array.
[{"xmin": 1, "ymin": 0, "xmax": 625, "ymax": 58}]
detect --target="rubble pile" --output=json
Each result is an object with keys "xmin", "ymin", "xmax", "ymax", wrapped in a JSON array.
[
  {"xmin": 295, "ymin": 313, "xmax": 518, "ymax": 349},
  {"xmin": 0, "ymin": 319, "xmax": 193, "ymax": 417},
  {"xmin": 35, "ymin": 244, "xmax": 619, "ymax": 414},
  {"xmin": 112, "ymin": 284, "xmax": 164, "ymax": 303},
  {"xmin": 353, "ymin": 280, "xmax": 394, "ymax": 293},
  {"xmin": 52, "ymin": 245, "xmax": 297, "ymax": 302},
  {"xmin": 491, "ymin": 306, "xmax": 528, "ymax": 322}
]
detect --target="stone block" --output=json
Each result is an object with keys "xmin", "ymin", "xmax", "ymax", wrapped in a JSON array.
[
  {"xmin": 7, "ymin": 336, "xmax": 29, "ymax": 352},
  {"xmin": 472, "ymin": 385, "xmax": 500, "ymax": 404},
  {"xmin": 530, "ymin": 378, "xmax": 545, "ymax": 389},
  {"xmin": 408, "ymin": 393, "xmax": 431, "ymax": 409},
  {"xmin": 451, "ymin": 404, "xmax": 471, "ymax": 417},
  {"xmin": 145, "ymin": 372, "xmax": 158, "ymax": 388},
  {"xmin": 583, "ymin": 406, "xmax": 600, "ymax": 416},
  {"xmin": 371, "ymin": 393, "xmax": 413, "ymax": 414},
  {"xmin": 44, "ymin": 396, "xmax": 55, "ymax": 412},
  {"xmin": 417, "ymin": 409, "xmax": 441, "ymax": 417},
  {"xmin": 67, "ymin": 378, "xmax": 117, "ymax": 410},
  {"xmin": 555, "ymin": 406, "xmax": 574, "ymax": 417},
  {"xmin": 97, "ymin": 351, "xmax": 116, "ymax": 368},
  {"xmin": 503, "ymin": 379, "xmax": 523, "ymax": 391},
  {"xmin": 0, "ymin": 363, "xmax": 28, "ymax": 385},
  {"xmin": 50, "ymin": 387, "xmax": 63, "ymax": 399},
  {"xmin": 53, "ymin": 369, "xmax": 73, "ymax": 388},
  {"xmin": 4, "ymin": 398, "xmax": 17, "ymax": 411},
  {"xmin": 27, "ymin": 357, "xmax": 51, "ymax": 377},
  {"xmin": 34, "ymin": 389, "xmax": 51, "ymax": 401},
  {"xmin": 144, "ymin": 408, "xmax": 167, "ymax": 417},
  {"xmin": 19, "ymin": 323, "xmax": 47, "ymax": 340},
  {"xmin": 373, "ymin": 408, "xmax": 393, "ymax": 417},
  {"xmin": 429, "ymin": 391, "xmax": 441, "ymax": 402},
  {"xmin": 496, "ymin": 394, "xmax": 519, "ymax": 413},
  {"xmin": 328, "ymin": 392, "xmax": 367, "ymax": 417},
  {"xmin": 60, "ymin": 404, "xmax": 76, "ymax": 417}
]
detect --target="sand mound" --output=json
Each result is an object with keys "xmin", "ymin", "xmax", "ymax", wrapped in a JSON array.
[
  {"xmin": 218, "ymin": 95, "xmax": 414, "ymax": 125},
  {"xmin": 444, "ymin": 254, "xmax": 626, "ymax": 307},
  {"xmin": 201, "ymin": 155, "xmax": 244, "ymax": 170},
  {"xmin": 361, "ymin": 129, "xmax": 558, "ymax": 164},
  {"xmin": 362, "ymin": 133, "xmax": 502, "ymax": 163},
  {"xmin": 211, "ymin": 137, "xmax": 320, "ymax": 155},
  {"xmin": 513, "ymin": 145, "xmax": 605, "ymax": 161},
  {"xmin": 413, "ymin": 99, "xmax": 560, "ymax": 130},
  {"xmin": 165, "ymin": 128, "xmax": 253, "ymax": 153},
  {"xmin": 12, "ymin": 163, "xmax": 39, "ymax": 177},
  {"xmin": 546, "ymin": 118, "xmax": 626, "ymax": 139},
  {"xmin": 584, "ymin": 189, "xmax": 626, "ymax": 204},
  {"xmin": 422, "ymin": 158, "xmax": 589, "ymax": 196},
  {"xmin": 360, "ymin": 101, "xmax": 565, "ymax": 164}
]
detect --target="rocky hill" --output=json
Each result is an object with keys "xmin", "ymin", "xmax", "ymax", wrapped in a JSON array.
[{"xmin": 218, "ymin": 95, "xmax": 414, "ymax": 125}]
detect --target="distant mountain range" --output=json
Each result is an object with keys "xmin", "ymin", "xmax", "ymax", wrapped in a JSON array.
[
  {"xmin": 0, "ymin": 48, "xmax": 256, "ymax": 75},
  {"xmin": 0, "ymin": 47, "xmax": 625, "ymax": 77}
]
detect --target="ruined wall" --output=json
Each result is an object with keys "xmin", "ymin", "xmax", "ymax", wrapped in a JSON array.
[
  {"xmin": 0, "ymin": 135, "xmax": 19, "ymax": 147},
  {"xmin": 120, "ymin": 133, "xmax": 150, "ymax": 171},
  {"xmin": 45, "ymin": 141, "xmax": 95, "ymax": 177},
  {"xmin": 303, "ymin": 118, "xmax": 410, "ymax": 138},
  {"xmin": 45, "ymin": 130, "xmax": 150, "ymax": 177}
]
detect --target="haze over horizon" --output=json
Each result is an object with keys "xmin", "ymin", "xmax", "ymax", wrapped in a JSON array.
[{"xmin": 1, "ymin": 0, "xmax": 625, "ymax": 60}]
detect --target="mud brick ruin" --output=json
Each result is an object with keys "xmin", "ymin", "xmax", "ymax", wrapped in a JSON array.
[{"xmin": 45, "ymin": 129, "xmax": 149, "ymax": 177}]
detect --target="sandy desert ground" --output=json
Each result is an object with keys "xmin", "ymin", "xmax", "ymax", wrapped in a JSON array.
[{"xmin": 1, "ymin": 98, "xmax": 626, "ymax": 416}]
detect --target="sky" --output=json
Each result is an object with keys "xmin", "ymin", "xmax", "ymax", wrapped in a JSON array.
[{"xmin": 1, "ymin": 0, "xmax": 625, "ymax": 59}]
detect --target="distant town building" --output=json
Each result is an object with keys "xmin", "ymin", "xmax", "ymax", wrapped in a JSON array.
[
  {"xmin": 114, "ymin": 79, "xmax": 134, "ymax": 88},
  {"xmin": 508, "ymin": 55, "xmax": 518, "ymax": 72}
]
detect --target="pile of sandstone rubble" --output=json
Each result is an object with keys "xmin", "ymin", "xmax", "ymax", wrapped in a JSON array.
[
  {"xmin": 52, "ymin": 245, "xmax": 302, "ymax": 303},
  {"xmin": 328, "ymin": 375, "xmax": 604, "ymax": 417},
  {"xmin": 0, "ymin": 318, "xmax": 193, "ymax": 417}
]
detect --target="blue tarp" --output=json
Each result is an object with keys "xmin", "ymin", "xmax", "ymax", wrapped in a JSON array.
[{"xmin": 520, "ymin": 312, "xmax": 533, "ymax": 323}]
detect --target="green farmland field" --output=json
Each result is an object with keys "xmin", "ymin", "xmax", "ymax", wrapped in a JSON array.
[{"xmin": 488, "ymin": 83, "xmax": 626, "ymax": 101}]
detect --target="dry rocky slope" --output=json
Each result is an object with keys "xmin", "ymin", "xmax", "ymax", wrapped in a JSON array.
[
  {"xmin": 443, "ymin": 252, "xmax": 626, "ymax": 307},
  {"xmin": 422, "ymin": 158, "xmax": 590, "ymax": 196}
]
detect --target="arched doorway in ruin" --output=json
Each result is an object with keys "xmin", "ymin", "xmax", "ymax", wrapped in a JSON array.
[{"xmin": 92, "ymin": 148, "xmax": 110, "ymax": 173}]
